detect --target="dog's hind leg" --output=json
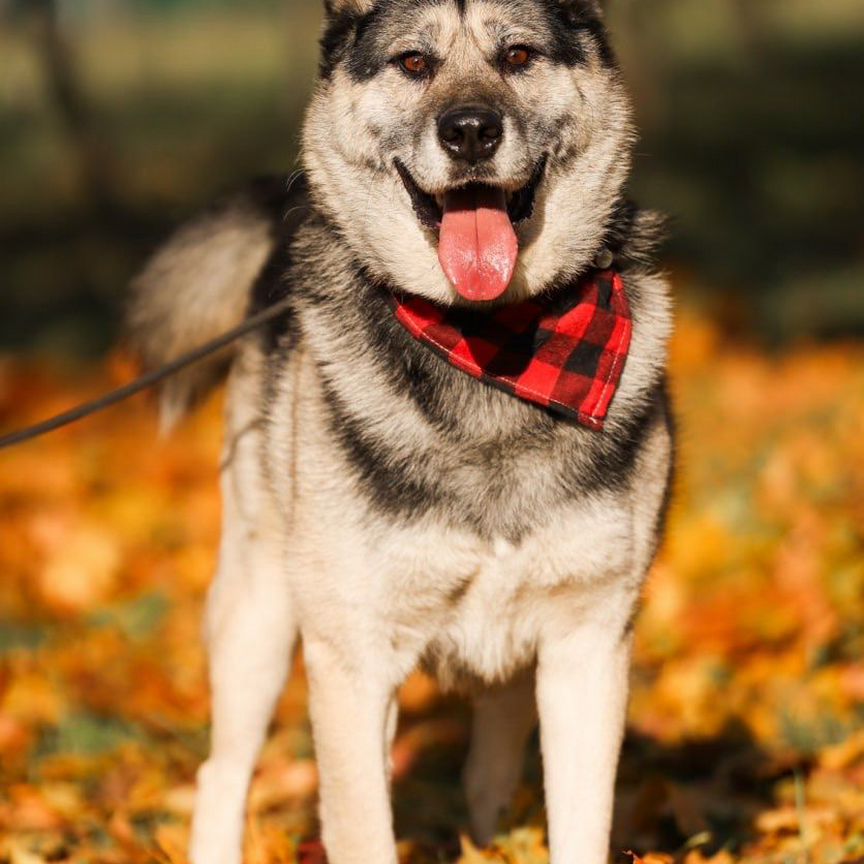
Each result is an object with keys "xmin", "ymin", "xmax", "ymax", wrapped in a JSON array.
[
  {"xmin": 189, "ymin": 513, "xmax": 296, "ymax": 864},
  {"xmin": 464, "ymin": 672, "xmax": 537, "ymax": 847},
  {"xmin": 384, "ymin": 690, "xmax": 400, "ymax": 786},
  {"xmin": 189, "ymin": 368, "xmax": 297, "ymax": 864},
  {"xmin": 189, "ymin": 510, "xmax": 296, "ymax": 864}
]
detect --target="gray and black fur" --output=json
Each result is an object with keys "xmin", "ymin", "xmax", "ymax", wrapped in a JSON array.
[{"xmin": 128, "ymin": 2, "xmax": 675, "ymax": 862}]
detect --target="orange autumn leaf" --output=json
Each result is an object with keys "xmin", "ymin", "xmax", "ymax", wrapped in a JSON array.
[{"xmin": 0, "ymin": 317, "xmax": 862, "ymax": 863}]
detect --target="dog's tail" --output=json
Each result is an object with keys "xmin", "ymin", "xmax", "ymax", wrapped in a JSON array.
[{"xmin": 127, "ymin": 176, "xmax": 299, "ymax": 432}]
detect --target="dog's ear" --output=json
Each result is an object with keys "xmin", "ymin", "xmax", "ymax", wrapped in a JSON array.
[
  {"xmin": 558, "ymin": 0, "xmax": 605, "ymax": 23},
  {"xmin": 324, "ymin": 0, "xmax": 375, "ymax": 17}
]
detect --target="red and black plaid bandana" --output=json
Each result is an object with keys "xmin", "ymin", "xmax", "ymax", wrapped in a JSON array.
[{"xmin": 392, "ymin": 270, "xmax": 631, "ymax": 431}]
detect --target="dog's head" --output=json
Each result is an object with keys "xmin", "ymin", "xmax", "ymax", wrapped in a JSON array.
[{"xmin": 303, "ymin": 0, "xmax": 634, "ymax": 304}]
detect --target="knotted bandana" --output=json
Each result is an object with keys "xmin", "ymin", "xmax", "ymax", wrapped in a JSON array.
[{"xmin": 392, "ymin": 270, "xmax": 631, "ymax": 431}]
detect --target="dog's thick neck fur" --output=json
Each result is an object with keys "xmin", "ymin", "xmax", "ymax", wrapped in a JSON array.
[{"xmin": 248, "ymin": 184, "xmax": 671, "ymax": 544}]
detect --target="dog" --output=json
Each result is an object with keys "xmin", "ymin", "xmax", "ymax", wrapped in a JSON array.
[{"xmin": 128, "ymin": 1, "xmax": 674, "ymax": 862}]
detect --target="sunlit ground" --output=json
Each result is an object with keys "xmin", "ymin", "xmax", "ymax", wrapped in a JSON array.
[{"xmin": 1, "ymin": 311, "xmax": 862, "ymax": 863}]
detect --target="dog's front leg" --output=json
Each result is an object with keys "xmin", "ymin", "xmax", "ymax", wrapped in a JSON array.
[
  {"xmin": 304, "ymin": 638, "xmax": 400, "ymax": 864},
  {"xmin": 536, "ymin": 598, "xmax": 635, "ymax": 864}
]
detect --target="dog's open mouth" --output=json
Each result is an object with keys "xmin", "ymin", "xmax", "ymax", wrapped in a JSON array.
[{"xmin": 395, "ymin": 157, "xmax": 547, "ymax": 302}]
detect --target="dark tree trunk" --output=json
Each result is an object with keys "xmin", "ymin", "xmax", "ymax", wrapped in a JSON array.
[{"xmin": 31, "ymin": 0, "xmax": 120, "ymax": 220}]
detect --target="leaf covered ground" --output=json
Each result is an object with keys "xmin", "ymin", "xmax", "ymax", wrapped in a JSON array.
[{"xmin": 1, "ymin": 315, "xmax": 863, "ymax": 864}]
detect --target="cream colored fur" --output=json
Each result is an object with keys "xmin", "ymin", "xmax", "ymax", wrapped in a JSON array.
[
  {"xmin": 130, "ymin": 3, "xmax": 675, "ymax": 863},
  {"xmin": 188, "ymin": 332, "xmax": 671, "ymax": 864}
]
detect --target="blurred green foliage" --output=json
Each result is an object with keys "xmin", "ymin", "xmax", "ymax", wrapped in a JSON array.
[{"xmin": 0, "ymin": 0, "xmax": 862, "ymax": 354}]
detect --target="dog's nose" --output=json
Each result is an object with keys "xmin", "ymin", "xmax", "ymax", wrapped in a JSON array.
[{"xmin": 437, "ymin": 105, "xmax": 503, "ymax": 162}]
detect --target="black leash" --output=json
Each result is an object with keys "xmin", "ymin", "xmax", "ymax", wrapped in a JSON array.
[{"xmin": 0, "ymin": 298, "xmax": 292, "ymax": 452}]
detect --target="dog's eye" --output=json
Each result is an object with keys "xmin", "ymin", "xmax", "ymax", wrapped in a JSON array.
[
  {"xmin": 398, "ymin": 52, "xmax": 431, "ymax": 78},
  {"xmin": 503, "ymin": 46, "xmax": 534, "ymax": 70}
]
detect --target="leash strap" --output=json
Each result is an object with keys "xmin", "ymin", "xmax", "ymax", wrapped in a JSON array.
[{"xmin": 0, "ymin": 298, "xmax": 292, "ymax": 452}]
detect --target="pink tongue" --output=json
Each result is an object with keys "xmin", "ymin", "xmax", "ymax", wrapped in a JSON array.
[{"xmin": 438, "ymin": 186, "xmax": 518, "ymax": 302}]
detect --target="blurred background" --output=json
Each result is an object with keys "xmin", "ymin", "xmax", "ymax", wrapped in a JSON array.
[
  {"xmin": 0, "ymin": 0, "xmax": 863, "ymax": 355},
  {"xmin": 1, "ymin": 3, "xmax": 864, "ymax": 863}
]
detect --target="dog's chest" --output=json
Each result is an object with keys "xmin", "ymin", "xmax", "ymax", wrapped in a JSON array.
[
  {"xmin": 419, "ymin": 536, "xmax": 546, "ymax": 687},
  {"xmin": 289, "ymin": 293, "xmax": 640, "ymax": 542},
  {"xmin": 373, "ymin": 496, "xmax": 633, "ymax": 687}
]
